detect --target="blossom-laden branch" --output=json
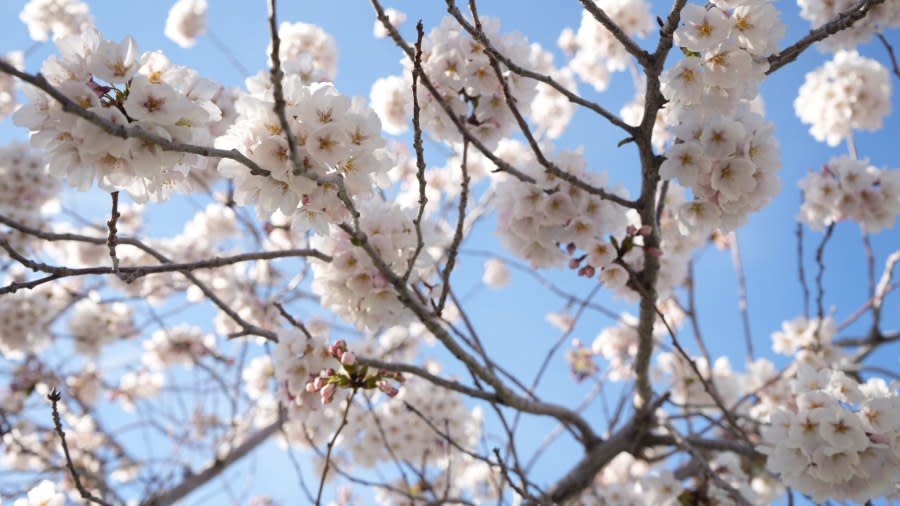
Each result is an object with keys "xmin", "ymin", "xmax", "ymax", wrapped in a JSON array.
[
  {"xmin": 374, "ymin": 0, "xmax": 638, "ymax": 208},
  {"xmin": 767, "ymin": 0, "xmax": 886, "ymax": 74},
  {"xmin": 0, "ymin": 60, "xmax": 272, "ymax": 179}
]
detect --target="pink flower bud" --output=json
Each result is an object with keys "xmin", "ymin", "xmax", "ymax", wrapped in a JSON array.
[
  {"xmin": 377, "ymin": 381, "xmax": 398, "ymax": 398},
  {"xmin": 566, "ymin": 243, "xmax": 576, "ymax": 255},
  {"xmin": 626, "ymin": 225, "xmax": 637, "ymax": 236},
  {"xmin": 321, "ymin": 383, "xmax": 336, "ymax": 405},
  {"xmin": 340, "ymin": 351, "xmax": 357, "ymax": 366},
  {"xmin": 568, "ymin": 258, "xmax": 581, "ymax": 269}
]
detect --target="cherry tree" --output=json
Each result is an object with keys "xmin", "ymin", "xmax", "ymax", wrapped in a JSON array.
[{"xmin": 0, "ymin": 0, "xmax": 899, "ymax": 504}]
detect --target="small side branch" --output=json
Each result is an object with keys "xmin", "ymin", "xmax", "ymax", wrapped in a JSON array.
[
  {"xmin": 767, "ymin": 0, "xmax": 886, "ymax": 74},
  {"xmin": 47, "ymin": 390, "xmax": 113, "ymax": 506},
  {"xmin": 106, "ymin": 191, "xmax": 121, "ymax": 275}
]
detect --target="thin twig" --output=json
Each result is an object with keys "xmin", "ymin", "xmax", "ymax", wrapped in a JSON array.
[
  {"xmin": 728, "ymin": 231, "xmax": 754, "ymax": 360},
  {"xmin": 106, "ymin": 191, "xmax": 121, "ymax": 275},
  {"xmin": 403, "ymin": 22, "xmax": 429, "ymax": 284},
  {"xmin": 796, "ymin": 223, "xmax": 810, "ymax": 319},
  {"xmin": 47, "ymin": 389, "xmax": 113, "ymax": 506},
  {"xmin": 315, "ymin": 390, "xmax": 357, "ymax": 506},
  {"xmin": 877, "ymin": 33, "xmax": 900, "ymax": 80}
]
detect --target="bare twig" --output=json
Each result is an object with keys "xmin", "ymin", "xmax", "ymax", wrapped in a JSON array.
[
  {"xmin": 316, "ymin": 391, "xmax": 357, "ymax": 506},
  {"xmin": 106, "ymin": 191, "xmax": 121, "ymax": 275},
  {"xmin": 403, "ymin": 23, "xmax": 430, "ymax": 284},
  {"xmin": 796, "ymin": 223, "xmax": 810, "ymax": 319},
  {"xmin": 47, "ymin": 389, "xmax": 113, "ymax": 506},
  {"xmin": 814, "ymin": 223, "xmax": 836, "ymax": 324},
  {"xmin": 728, "ymin": 231, "xmax": 754, "ymax": 360},
  {"xmin": 877, "ymin": 33, "xmax": 900, "ymax": 80},
  {"xmin": 435, "ymin": 139, "xmax": 470, "ymax": 315}
]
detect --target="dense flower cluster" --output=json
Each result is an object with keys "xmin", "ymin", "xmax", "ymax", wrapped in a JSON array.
[
  {"xmin": 345, "ymin": 378, "xmax": 481, "ymax": 468},
  {"xmin": 760, "ymin": 364, "xmax": 900, "ymax": 503},
  {"xmin": 273, "ymin": 21, "xmax": 338, "ymax": 82},
  {"xmin": 795, "ymin": 51, "xmax": 891, "ymax": 147},
  {"xmin": 493, "ymin": 141, "xmax": 628, "ymax": 269},
  {"xmin": 20, "ymin": 0, "xmax": 93, "ymax": 41},
  {"xmin": 771, "ymin": 316, "xmax": 847, "ymax": 367},
  {"xmin": 395, "ymin": 16, "xmax": 538, "ymax": 147},
  {"xmin": 164, "ymin": 0, "xmax": 207, "ymax": 49},
  {"xmin": 369, "ymin": 75, "xmax": 410, "ymax": 135},
  {"xmin": 67, "ymin": 294, "xmax": 136, "ymax": 356},
  {"xmin": 528, "ymin": 45, "xmax": 577, "ymax": 140},
  {"xmin": 272, "ymin": 326, "xmax": 341, "ymax": 413},
  {"xmin": 558, "ymin": 0, "xmax": 654, "ymax": 92},
  {"xmin": 310, "ymin": 199, "xmax": 438, "ymax": 331},
  {"xmin": 798, "ymin": 0, "xmax": 900, "ymax": 50},
  {"xmin": 0, "ymin": 284, "xmax": 69, "ymax": 359},
  {"xmin": 13, "ymin": 29, "xmax": 221, "ymax": 201},
  {"xmin": 216, "ymin": 77, "xmax": 392, "ymax": 230},
  {"xmin": 0, "ymin": 142, "xmax": 60, "ymax": 252},
  {"xmin": 798, "ymin": 156, "xmax": 900, "ymax": 233},
  {"xmin": 661, "ymin": 2, "xmax": 784, "ymax": 234},
  {"xmin": 142, "ymin": 324, "xmax": 216, "ymax": 369}
]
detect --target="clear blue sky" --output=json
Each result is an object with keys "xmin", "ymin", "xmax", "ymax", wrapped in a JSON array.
[{"xmin": 1, "ymin": 1, "xmax": 899, "ymax": 504}]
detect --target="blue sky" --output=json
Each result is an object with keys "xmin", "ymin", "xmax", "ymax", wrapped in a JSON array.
[{"xmin": 1, "ymin": 1, "xmax": 899, "ymax": 504}]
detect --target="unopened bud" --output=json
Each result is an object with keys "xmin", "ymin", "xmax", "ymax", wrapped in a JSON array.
[
  {"xmin": 321, "ymin": 383, "xmax": 337, "ymax": 405},
  {"xmin": 626, "ymin": 225, "xmax": 637, "ymax": 236},
  {"xmin": 377, "ymin": 381, "xmax": 399, "ymax": 398},
  {"xmin": 340, "ymin": 351, "xmax": 357, "ymax": 366}
]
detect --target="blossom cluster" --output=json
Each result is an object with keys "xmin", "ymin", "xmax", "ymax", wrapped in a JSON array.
[
  {"xmin": 164, "ymin": 0, "xmax": 207, "ymax": 49},
  {"xmin": 660, "ymin": 1, "xmax": 785, "ymax": 234},
  {"xmin": 0, "ymin": 284, "xmax": 69, "ymax": 359},
  {"xmin": 309, "ymin": 199, "xmax": 439, "ymax": 331},
  {"xmin": 795, "ymin": 50, "xmax": 892, "ymax": 147},
  {"xmin": 0, "ymin": 142, "xmax": 60, "ymax": 252},
  {"xmin": 760, "ymin": 365, "xmax": 900, "ymax": 503},
  {"xmin": 216, "ymin": 77, "xmax": 392, "ymax": 231},
  {"xmin": 798, "ymin": 156, "xmax": 900, "ymax": 233},
  {"xmin": 142, "ymin": 324, "xmax": 217, "ymax": 369},
  {"xmin": 492, "ymin": 141, "xmax": 629, "ymax": 270},
  {"xmin": 66, "ymin": 294, "xmax": 136, "ymax": 356},
  {"xmin": 273, "ymin": 21, "xmax": 338, "ymax": 83},
  {"xmin": 392, "ymin": 15, "xmax": 538, "ymax": 147},
  {"xmin": 559, "ymin": 0, "xmax": 653, "ymax": 92},
  {"xmin": 20, "ymin": 0, "xmax": 93, "ymax": 41},
  {"xmin": 13, "ymin": 29, "xmax": 221, "ymax": 201}
]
